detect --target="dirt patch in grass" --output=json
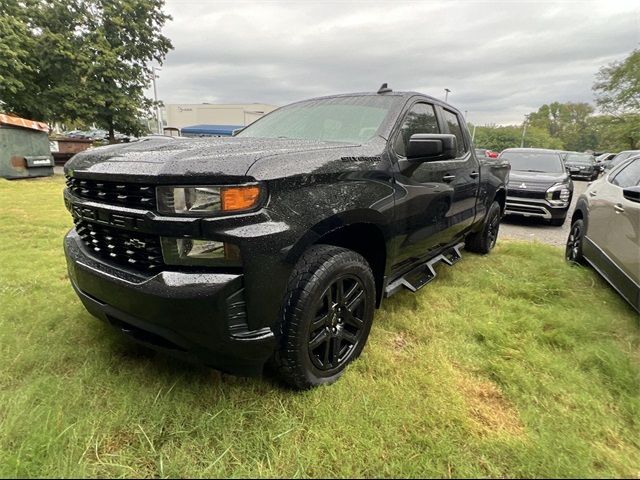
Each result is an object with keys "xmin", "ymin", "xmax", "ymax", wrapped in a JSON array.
[
  {"xmin": 455, "ymin": 370, "xmax": 524, "ymax": 437},
  {"xmin": 99, "ymin": 429, "xmax": 138, "ymax": 455},
  {"xmin": 392, "ymin": 332, "xmax": 411, "ymax": 351}
]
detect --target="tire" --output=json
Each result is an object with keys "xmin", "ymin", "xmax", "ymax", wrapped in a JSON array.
[
  {"xmin": 274, "ymin": 245, "xmax": 375, "ymax": 390},
  {"xmin": 549, "ymin": 215, "xmax": 567, "ymax": 227},
  {"xmin": 565, "ymin": 218, "xmax": 587, "ymax": 265},
  {"xmin": 465, "ymin": 200, "xmax": 501, "ymax": 254}
]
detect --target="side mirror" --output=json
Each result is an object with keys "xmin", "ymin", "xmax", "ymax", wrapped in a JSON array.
[
  {"xmin": 407, "ymin": 134, "xmax": 457, "ymax": 161},
  {"xmin": 623, "ymin": 186, "xmax": 640, "ymax": 203}
]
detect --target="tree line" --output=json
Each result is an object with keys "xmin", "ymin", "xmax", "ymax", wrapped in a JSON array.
[{"xmin": 474, "ymin": 50, "xmax": 639, "ymax": 153}]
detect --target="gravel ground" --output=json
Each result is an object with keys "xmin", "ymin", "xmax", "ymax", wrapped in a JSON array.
[{"xmin": 499, "ymin": 180, "xmax": 590, "ymax": 247}]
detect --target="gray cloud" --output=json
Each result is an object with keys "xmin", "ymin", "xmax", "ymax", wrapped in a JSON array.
[{"xmin": 154, "ymin": 0, "xmax": 639, "ymax": 125}]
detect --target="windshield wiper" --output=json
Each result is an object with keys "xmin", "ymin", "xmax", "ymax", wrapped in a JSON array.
[{"xmin": 521, "ymin": 169, "xmax": 546, "ymax": 173}]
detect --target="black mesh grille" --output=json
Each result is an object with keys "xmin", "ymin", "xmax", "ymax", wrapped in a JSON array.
[
  {"xmin": 74, "ymin": 219, "xmax": 163, "ymax": 272},
  {"xmin": 66, "ymin": 176, "xmax": 156, "ymax": 210},
  {"xmin": 507, "ymin": 189, "xmax": 547, "ymax": 199}
]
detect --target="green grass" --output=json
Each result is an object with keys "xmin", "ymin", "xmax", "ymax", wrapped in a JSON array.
[{"xmin": 1, "ymin": 176, "xmax": 639, "ymax": 478}]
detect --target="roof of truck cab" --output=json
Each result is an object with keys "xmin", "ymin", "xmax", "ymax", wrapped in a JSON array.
[{"xmin": 291, "ymin": 90, "xmax": 450, "ymax": 106}]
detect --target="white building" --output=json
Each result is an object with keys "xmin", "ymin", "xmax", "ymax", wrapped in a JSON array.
[{"xmin": 163, "ymin": 103, "xmax": 279, "ymax": 130}]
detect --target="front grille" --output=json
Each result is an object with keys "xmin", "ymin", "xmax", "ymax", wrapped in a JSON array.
[
  {"xmin": 74, "ymin": 219, "xmax": 164, "ymax": 272},
  {"xmin": 66, "ymin": 176, "xmax": 156, "ymax": 210},
  {"xmin": 507, "ymin": 188, "xmax": 547, "ymax": 199}
]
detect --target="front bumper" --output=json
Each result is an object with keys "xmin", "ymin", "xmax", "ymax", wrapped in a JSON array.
[
  {"xmin": 504, "ymin": 196, "xmax": 569, "ymax": 220},
  {"xmin": 64, "ymin": 229, "xmax": 277, "ymax": 376}
]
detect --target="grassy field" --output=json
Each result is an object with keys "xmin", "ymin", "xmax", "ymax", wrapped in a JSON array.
[{"xmin": 0, "ymin": 176, "xmax": 639, "ymax": 478}]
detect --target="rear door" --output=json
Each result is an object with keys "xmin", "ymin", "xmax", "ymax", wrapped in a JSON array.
[
  {"xmin": 438, "ymin": 107, "xmax": 481, "ymax": 234},
  {"xmin": 390, "ymin": 101, "xmax": 478, "ymax": 273}
]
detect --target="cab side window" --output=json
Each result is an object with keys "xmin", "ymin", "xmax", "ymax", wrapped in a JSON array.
[
  {"xmin": 394, "ymin": 103, "xmax": 439, "ymax": 157},
  {"xmin": 442, "ymin": 109, "xmax": 468, "ymax": 158},
  {"xmin": 611, "ymin": 158, "xmax": 640, "ymax": 187}
]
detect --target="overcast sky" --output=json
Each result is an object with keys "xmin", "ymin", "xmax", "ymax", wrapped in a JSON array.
[{"xmin": 154, "ymin": 0, "xmax": 639, "ymax": 125}]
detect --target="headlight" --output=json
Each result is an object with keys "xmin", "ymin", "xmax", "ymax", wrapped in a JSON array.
[
  {"xmin": 160, "ymin": 237, "xmax": 241, "ymax": 266},
  {"xmin": 546, "ymin": 183, "xmax": 571, "ymax": 205},
  {"xmin": 157, "ymin": 185, "xmax": 263, "ymax": 215}
]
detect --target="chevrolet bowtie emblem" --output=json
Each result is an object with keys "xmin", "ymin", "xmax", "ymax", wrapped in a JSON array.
[{"xmin": 125, "ymin": 238, "xmax": 146, "ymax": 249}]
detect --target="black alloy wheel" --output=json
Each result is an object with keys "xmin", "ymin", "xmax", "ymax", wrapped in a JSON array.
[
  {"xmin": 565, "ymin": 219, "xmax": 586, "ymax": 264},
  {"xmin": 307, "ymin": 275, "xmax": 366, "ymax": 371}
]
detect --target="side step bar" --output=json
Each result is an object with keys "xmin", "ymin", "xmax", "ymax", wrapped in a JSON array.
[{"xmin": 384, "ymin": 242, "xmax": 464, "ymax": 298}]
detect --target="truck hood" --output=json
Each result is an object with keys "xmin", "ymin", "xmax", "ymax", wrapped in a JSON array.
[
  {"xmin": 64, "ymin": 136, "xmax": 366, "ymax": 183},
  {"xmin": 508, "ymin": 170, "xmax": 569, "ymax": 186}
]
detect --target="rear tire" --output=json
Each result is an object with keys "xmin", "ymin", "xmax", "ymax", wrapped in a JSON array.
[
  {"xmin": 465, "ymin": 201, "xmax": 501, "ymax": 254},
  {"xmin": 274, "ymin": 245, "xmax": 375, "ymax": 390}
]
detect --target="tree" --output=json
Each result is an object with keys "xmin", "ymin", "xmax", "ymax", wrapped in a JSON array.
[
  {"xmin": 0, "ymin": 0, "xmax": 172, "ymax": 140},
  {"xmin": 527, "ymin": 102, "xmax": 596, "ymax": 151},
  {"xmin": 473, "ymin": 124, "xmax": 563, "ymax": 152},
  {"xmin": 593, "ymin": 49, "xmax": 640, "ymax": 115},
  {"xmin": 0, "ymin": 1, "xmax": 34, "ymax": 108},
  {"xmin": 0, "ymin": 1, "xmax": 98, "ymax": 122},
  {"xmin": 79, "ymin": 0, "xmax": 173, "ymax": 140},
  {"xmin": 588, "ymin": 114, "xmax": 640, "ymax": 151}
]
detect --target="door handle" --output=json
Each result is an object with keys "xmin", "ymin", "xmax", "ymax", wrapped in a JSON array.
[
  {"xmin": 614, "ymin": 204, "xmax": 625, "ymax": 213},
  {"xmin": 469, "ymin": 171, "xmax": 480, "ymax": 179},
  {"xmin": 442, "ymin": 174, "xmax": 456, "ymax": 183}
]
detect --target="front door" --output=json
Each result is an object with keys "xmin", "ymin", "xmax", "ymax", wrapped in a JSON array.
[
  {"xmin": 390, "ymin": 101, "xmax": 479, "ymax": 274},
  {"xmin": 605, "ymin": 159, "xmax": 640, "ymax": 286}
]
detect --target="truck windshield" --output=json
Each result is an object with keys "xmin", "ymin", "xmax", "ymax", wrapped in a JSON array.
[
  {"xmin": 237, "ymin": 96, "xmax": 397, "ymax": 144},
  {"xmin": 500, "ymin": 151, "xmax": 564, "ymax": 173}
]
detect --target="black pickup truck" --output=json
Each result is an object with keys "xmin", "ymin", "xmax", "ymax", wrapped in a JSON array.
[{"xmin": 63, "ymin": 87, "xmax": 509, "ymax": 389}]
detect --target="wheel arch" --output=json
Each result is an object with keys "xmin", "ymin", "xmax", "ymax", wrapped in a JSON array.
[
  {"xmin": 315, "ymin": 223, "xmax": 387, "ymax": 307},
  {"xmin": 494, "ymin": 187, "xmax": 506, "ymax": 214},
  {"xmin": 285, "ymin": 212, "xmax": 388, "ymax": 308},
  {"xmin": 571, "ymin": 198, "xmax": 589, "ymax": 233}
]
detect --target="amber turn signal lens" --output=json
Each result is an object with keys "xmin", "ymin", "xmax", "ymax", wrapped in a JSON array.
[{"xmin": 220, "ymin": 185, "xmax": 261, "ymax": 212}]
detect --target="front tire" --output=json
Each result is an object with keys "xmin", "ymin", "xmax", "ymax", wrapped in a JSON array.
[
  {"xmin": 466, "ymin": 200, "xmax": 501, "ymax": 254},
  {"xmin": 274, "ymin": 245, "xmax": 375, "ymax": 389},
  {"xmin": 565, "ymin": 218, "xmax": 586, "ymax": 265}
]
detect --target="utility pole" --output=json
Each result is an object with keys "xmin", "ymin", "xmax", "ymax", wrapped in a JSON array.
[
  {"xmin": 152, "ymin": 66, "xmax": 162, "ymax": 134},
  {"xmin": 444, "ymin": 88, "xmax": 451, "ymax": 102},
  {"xmin": 520, "ymin": 115, "xmax": 528, "ymax": 148}
]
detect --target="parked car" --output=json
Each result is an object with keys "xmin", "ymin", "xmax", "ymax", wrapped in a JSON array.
[
  {"xmin": 602, "ymin": 150, "xmax": 640, "ymax": 171},
  {"xmin": 63, "ymin": 87, "xmax": 509, "ymax": 389},
  {"xmin": 566, "ymin": 155, "xmax": 640, "ymax": 312},
  {"xmin": 595, "ymin": 152, "xmax": 616, "ymax": 163},
  {"xmin": 563, "ymin": 152, "xmax": 599, "ymax": 180},
  {"xmin": 594, "ymin": 152, "xmax": 616, "ymax": 172},
  {"xmin": 475, "ymin": 148, "xmax": 499, "ymax": 158},
  {"xmin": 499, "ymin": 148, "xmax": 573, "ymax": 226}
]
